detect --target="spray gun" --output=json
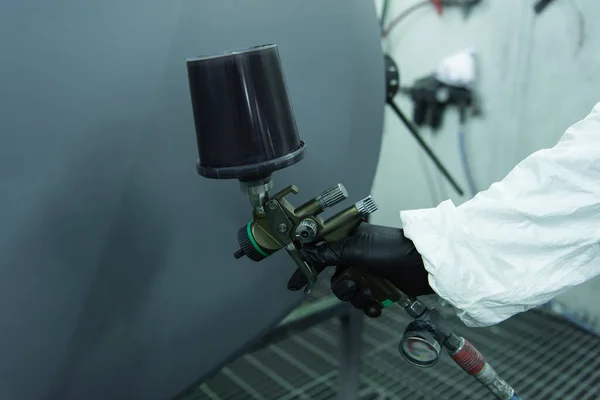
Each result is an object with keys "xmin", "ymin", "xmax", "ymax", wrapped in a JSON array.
[
  {"xmin": 186, "ymin": 44, "xmax": 521, "ymax": 400},
  {"xmin": 232, "ymin": 181, "xmax": 378, "ymax": 295},
  {"xmin": 186, "ymin": 44, "xmax": 378, "ymax": 295}
]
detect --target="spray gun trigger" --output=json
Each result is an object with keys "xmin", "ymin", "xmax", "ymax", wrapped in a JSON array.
[{"xmin": 285, "ymin": 243, "xmax": 318, "ymax": 294}]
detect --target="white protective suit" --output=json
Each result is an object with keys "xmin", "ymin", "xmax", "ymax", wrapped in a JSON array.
[{"xmin": 400, "ymin": 102, "xmax": 600, "ymax": 327}]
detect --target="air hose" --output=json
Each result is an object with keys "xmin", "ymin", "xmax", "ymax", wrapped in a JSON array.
[{"xmin": 398, "ymin": 303, "xmax": 522, "ymax": 400}]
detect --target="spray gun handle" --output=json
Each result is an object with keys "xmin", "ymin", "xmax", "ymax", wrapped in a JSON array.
[{"xmin": 331, "ymin": 267, "xmax": 404, "ymax": 314}]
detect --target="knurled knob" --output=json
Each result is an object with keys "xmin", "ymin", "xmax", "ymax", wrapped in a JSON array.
[
  {"xmin": 316, "ymin": 184, "xmax": 348, "ymax": 209},
  {"xmin": 355, "ymin": 195, "xmax": 378, "ymax": 217},
  {"xmin": 295, "ymin": 219, "xmax": 318, "ymax": 244},
  {"xmin": 237, "ymin": 223, "xmax": 271, "ymax": 261}
]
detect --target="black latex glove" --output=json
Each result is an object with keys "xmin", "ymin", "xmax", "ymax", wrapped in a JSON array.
[{"xmin": 287, "ymin": 223, "xmax": 435, "ymax": 311}]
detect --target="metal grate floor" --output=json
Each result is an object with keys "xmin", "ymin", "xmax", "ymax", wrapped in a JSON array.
[{"xmin": 189, "ymin": 283, "xmax": 600, "ymax": 400}]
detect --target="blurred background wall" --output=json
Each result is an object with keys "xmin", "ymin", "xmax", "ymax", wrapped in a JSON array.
[{"xmin": 370, "ymin": 0, "xmax": 600, "ymax": 334}]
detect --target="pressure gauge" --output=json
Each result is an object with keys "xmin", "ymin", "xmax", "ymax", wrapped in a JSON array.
[{"xmin": 399, "ymin": 321, "xmax": 442, "ymax": 368}]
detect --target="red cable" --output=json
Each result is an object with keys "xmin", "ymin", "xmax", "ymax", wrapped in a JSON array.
[
  {"xmin": 451, "ymin": 339, "xmax": 486, "ymax": 376},
  {"xmin": 383, "ymin": 0, "xmax": 446, "ymax": 38}
]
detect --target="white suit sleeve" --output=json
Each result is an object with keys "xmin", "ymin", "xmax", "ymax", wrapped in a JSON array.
[{"xmin": 400, "ymin": 102, "xmax": 600, "ymax": 327}]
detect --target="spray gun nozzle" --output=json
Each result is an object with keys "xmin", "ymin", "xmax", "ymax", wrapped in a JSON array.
[{"xmin": 233, "ymin": 249, "xmax": 245, "ymax": 259}]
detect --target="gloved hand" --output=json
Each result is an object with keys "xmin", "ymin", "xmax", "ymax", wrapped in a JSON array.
[{"xmin": 287, "ymin": 223, "xmax": 435, "ymax": 315}]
